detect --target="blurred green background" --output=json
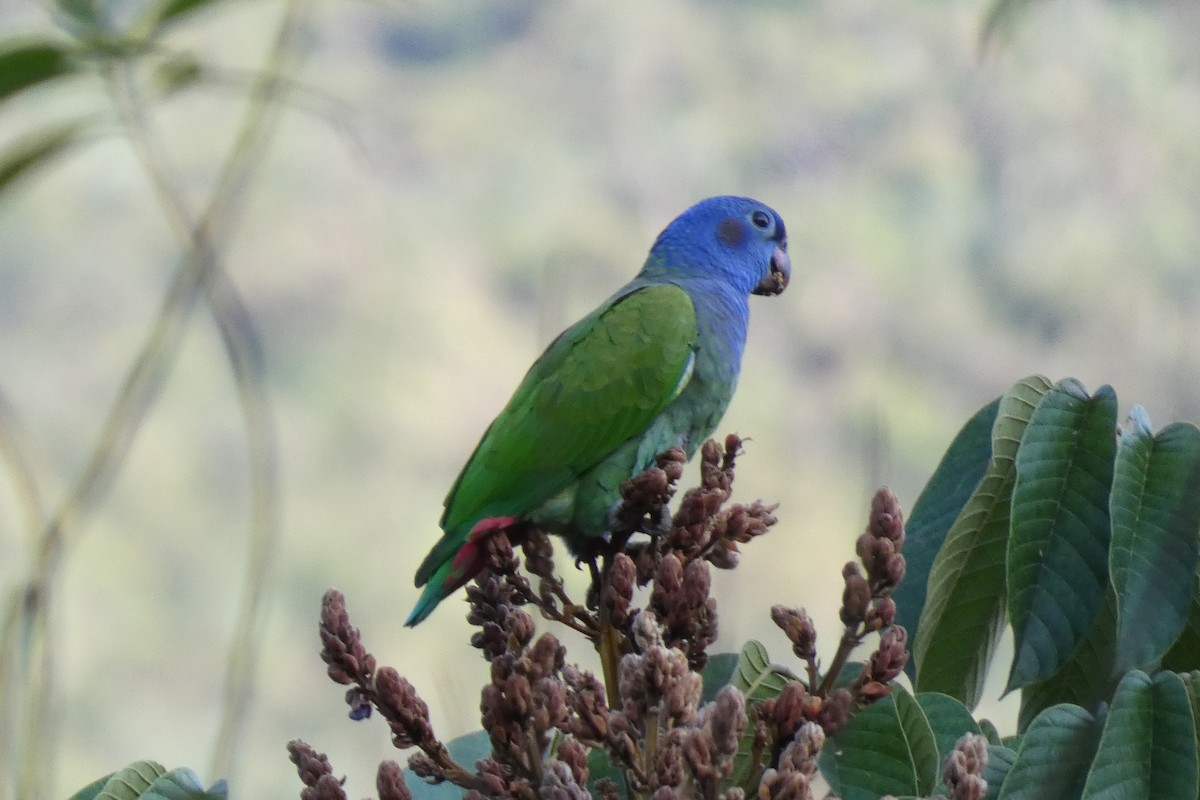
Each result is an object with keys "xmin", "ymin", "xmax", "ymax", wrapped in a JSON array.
[{"xmin": 1, "ymin": 0, "xmax": 1199, "ymax": 796}]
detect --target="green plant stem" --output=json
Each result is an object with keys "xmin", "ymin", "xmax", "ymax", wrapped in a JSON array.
[
  {"xmin": 3, "ymin": 0, "xmax": 306, "ymax": 793},
  {"xmin": 103, "ymin": 1, "xmax": 310, "ymax": 783},
  {"xmin": 818, "ymin": 625, "xmax": 863, "ymax": 697}
]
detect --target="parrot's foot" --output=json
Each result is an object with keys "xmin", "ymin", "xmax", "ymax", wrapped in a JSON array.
[{"xmin": 645, "ymin": 507, "xmax": 674, "ymax": 539}]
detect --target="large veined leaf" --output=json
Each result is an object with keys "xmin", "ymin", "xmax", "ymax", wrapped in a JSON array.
[
  {"xmin": 820, "ymin": 685, "xmax": 940, "ymax": 800},
  {"xmin": 897, "ymin": 396, "xmax": 1000, "ymax": 678},
  {"xmin": 996, "ymin": 704, "xmax": 1100, "ymax": 800},
  {"xmin": 1080, "ymin": 671, "xmax": 1198, "ymax": 800},
  {"xmin": 1180, "ymin": 670, "xmax": 1200, "ymax": 775},
  {"xmin": 1006, "ymin": 380, "xmax": 1117, "ymax": 691},
  {"xmin": 1016, "ymin": 589, "xmax": 1117, "ymax": 732},
  {"xmin": 984, "ymin": 744, "xmax": 1017, "ymax": 800},
  {"xmin": 728, "ymin": 640, "xmax": 798, "ymax": 789},
  {"xmin": 729, "ymin": 639, "xmax": 797, "ymax": 701},
  {"xmin": 914, "ymin": 375, "xmax": 1053, "ymax": 707},
  {"xmin": 701, "ymin": 652, "xmax": 739, "ymax": 704},
  {"xmin": 66, "ymin": 762, "xmax": 226, "ymax": 800},
  {"xmin": 1163, "ymin": 594, "xmax": 1200, "ymax": 672},
  {"xmin": 1109, "ymin": 410, "xmax": 1200, "ymax": 673},
  {"xmin": 915, "ymin": 692, "xmax": 981, "ymax": 766}
]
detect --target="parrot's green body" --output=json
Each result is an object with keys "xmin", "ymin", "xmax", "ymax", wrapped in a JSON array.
[{"xmin": 407, "ymin": 196, "xmax": 790, "ymax": 625}]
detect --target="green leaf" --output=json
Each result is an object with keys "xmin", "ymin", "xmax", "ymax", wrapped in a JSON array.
[
  {"xmin": 820, "ymin": 686, "xmax": 940, "ymax": 800},
  {"xmin": 977, "ymin": 718, "xmax": 1002, "ymax": 746},
  {"xmin": 1017, "ymin": 588, "xmax": 1117, "ymax": 731},
  {"xmin": 1163, "ymin": 593, "xmax": 1200, "ymax": 672},
  {"xmin": 133, "ymin": 0, "xmax": 240, "ymax": 39},
  {"xmin": 729, "ymin": 640, "xmax": 798, "ymax": 701},
  {"xmin": 1080, "ymin": 671, "xmax": 1198, "ymax": 799},
  {"xmin": 405, "ymin": 731, "xmax": 491, "ymax": 800},
  {"xmin": 984, "ymin": 744, "xmax": 1017, "ymax": 800},
  {"xmin": 0, "ymin": 40, "xmax": 78, "ymax": 105},
  {"xmin": 66, "ymin": 763, "xmax": 224, "ymax": 800},
  {"xmin": 914, "ymin": 375, "xmax": 1053, "ymax": 707},
  {"xmin": 979, "ymin": 0, "xmax": 1037, "ymax": 52},
  {"xmin": 1110, "ymin": 411, "xmax": 1200, "ymax": 673},
  {"xmin": 997, "ymin": 704, "xmax": 1100, "ymax": 799},
  {"xmin": 586, "ymin": 746, "xmax": 627, "ymax": 799},
  {"xmin": 0, "ymin": 120, "xmax": 90, "ymax": 198},
  {"xmin": 93, "ymin": 762, "xmax": 168, "ymax": 799},
  {"xmin": 916, "ymin": 692, "xmax": 981, "ymax": 765},
  {"xmin": 140, "ymin": 769, "xmax": 226, "ymax": 799},
  {"xmin": 66, "ymin": 773, "xmax": 115, "ymax": 800},
  {"xmin": 1006, "ymin": 380, "xmax": 1118, "ymax": 691},
  {"xmin": 727, "ymin": 641, "xmax": 798, "ymax": 791},
  {"xmin": 897, "ymin": 395, "xmax": 1000, "ymax": 678},
  {"xmin": 1180, "ymin": 670, "xmax": 1200, "ymax": 777},
  {"xmin": 701, "ymin": 652, "xmax": 739, "ymax": 704}
]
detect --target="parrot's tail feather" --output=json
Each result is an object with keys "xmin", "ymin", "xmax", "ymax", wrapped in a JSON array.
[{"xmin": 405, "ymin": 515, "xmax": 521, "ymax": 626}]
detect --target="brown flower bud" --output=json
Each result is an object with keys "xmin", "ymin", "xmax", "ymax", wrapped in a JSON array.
[
  {"xmin": 655, "ymin": 553, "xmax": 685, "ymax": 596},
  {"xmin": 817, "ymin": 689, "xmax": 853, "ymax": 735},
  {"xmin": 376, "ymin": 760, "xmax": 411, "ymax": 800},
  {"xmin": 858, "ymin": 681, "xmax": 891, "ymax": 701},
  {"xmin": 708, "ymin": 543, "xmax": 740, "ymax": 569},
  {"xmin": 522, "ymin": 529, "xmax": 555, "ymax": 579},
  {"xmin": 710, "ymin": 686, "xmax": 748, "ymax": 763},
  {"xmin": 881, "ymin": 552, "xmax": 906, "ymax": 589},
  {"xmin": 504, "ymin": 608, "xmax": 536, "ymax": 650},
  {"xmin": 288, "ymin": 739, "xmax": 335, "ymax": 787},
  {"xmin": 301, "ymin": 774, "xmax": 348, "ymax": 800},
  {"xmin": 771, "ymin": 606, "xmax": 817, "ymax": 661},
  {"xmin": 603, "ymin": 553, "xmax": 637, "ymax": 627},
  {"xmin": 374, "ymin": 667, "xmax": 434, "ymax": 749},
  {"xmin": 563, "ymin": 665, "xmax": 610, "ymax": 740},
  {"xmin": 867, "ymin": 627, "xmax": 908, "ymax": 685},
  {"xmin": 540, "ymin": 761, "xmax": 591, "ymax": 800},
  {"xmin": 757, "ymin": 769, "xmax": 812, "ymax": 800},
  {"xmin": 869, "ymin": 597, "xmax": 897, "ymax": 630},
  {"xmin": 778, "ymin": 721, "xmax": 824, "ymax": 777},
  {"xmin": 655, "ymin": 732, "xmax": 686, "ymax": 788},
  {"xmin": 943, "ymin": 733, "xmax": 989, "ymax": 800},
  {"xmin": 683, "ymin": 728, "xmax": 718, "ymax": 782},
  {"xmin": 869, "ymin": 488, "xmax": 905, "ymax": 546},
  {"xmin": 765, "ymin": 681, "xmax": 807, "ymax": 738},
  {"xmin": 840, "ymin": 565, "xmax": 871, "ymax": 627},
  {"xmin": 557, "ymin": 737, "xmax": 589, "ymax": 786},
  {"xmin": 319, "ymin": 590, "xmax": 376, "ymax": 688}
]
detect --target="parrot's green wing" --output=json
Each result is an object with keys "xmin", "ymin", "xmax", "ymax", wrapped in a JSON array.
[{"xmin": 415, "ymin": 283, "xmax": 697, "ymax": 587}]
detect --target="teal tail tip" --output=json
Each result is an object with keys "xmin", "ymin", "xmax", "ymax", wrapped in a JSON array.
[
  {"xmin": 404, "ymin": 596, "xmax": 436, "ymax": 627},
  {"xmin": 404, "ymin": 580, "xmax": 446, "ymax": 626}
]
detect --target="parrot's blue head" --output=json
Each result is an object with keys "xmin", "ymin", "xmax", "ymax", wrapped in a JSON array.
[{"xmin": 645, "ymin": 195, "xmax": 791, "ymax": 298}]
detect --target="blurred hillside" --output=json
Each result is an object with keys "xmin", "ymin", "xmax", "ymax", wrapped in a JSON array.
[{"xmin": 1, "ymin": 0, "xmax": 1199, "ymax": 796}]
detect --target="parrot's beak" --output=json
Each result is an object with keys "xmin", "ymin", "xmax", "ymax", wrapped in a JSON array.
[{"xmin": 753, "ymin": 245, "xmax": 791, "ymax": 296}]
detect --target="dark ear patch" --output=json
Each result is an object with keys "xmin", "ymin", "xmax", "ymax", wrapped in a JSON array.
[{"xmin": 717, "ymin": 217, "xmax": 745, "ymax": 247}]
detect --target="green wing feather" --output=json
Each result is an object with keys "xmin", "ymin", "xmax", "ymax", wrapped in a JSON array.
[{"xmin": 415, "ymin": 283, "xmax": 697, "ymax": 587}]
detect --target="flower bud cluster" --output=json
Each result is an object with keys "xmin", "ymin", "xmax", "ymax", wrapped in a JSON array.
[
  {"xmin": 942, "ymin": 733, "xmax": 988, "ymax": 800},
  {"xmin": 664, "ymin": 436, "xmax": 777, "ymax": 569},
  {"xmin": 756, "ymin": 721, "xmax": 824, "ymax": 800},
  {"xmin": 300, "ymin": 437, "xmax": 789, "ymax": 800},
  {"xmin": 287, "ymin": 740, "xmax": 348, "ymax": 800},
  {"xmin": 319, "ymin": 589, "xmax": 378, "ymax": 721},
  {"xmin": 649, "ymin": 554, "xmax": 717, "ymax": 670}
]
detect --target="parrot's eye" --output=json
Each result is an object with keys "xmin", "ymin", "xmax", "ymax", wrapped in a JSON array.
[{"xmin": 750, "ymin": 210, "xmax": 772, "ymax": 231}]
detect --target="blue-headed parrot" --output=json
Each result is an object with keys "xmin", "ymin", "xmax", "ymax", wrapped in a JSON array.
[{"xmin": 407, "ymin": 195, "xmax": 790, "ymax": 625}]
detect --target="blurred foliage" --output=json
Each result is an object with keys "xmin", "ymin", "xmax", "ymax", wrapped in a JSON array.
[{"xmin": 0, "ymin": 0, "xmax": 1198, "ymax": 796}]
